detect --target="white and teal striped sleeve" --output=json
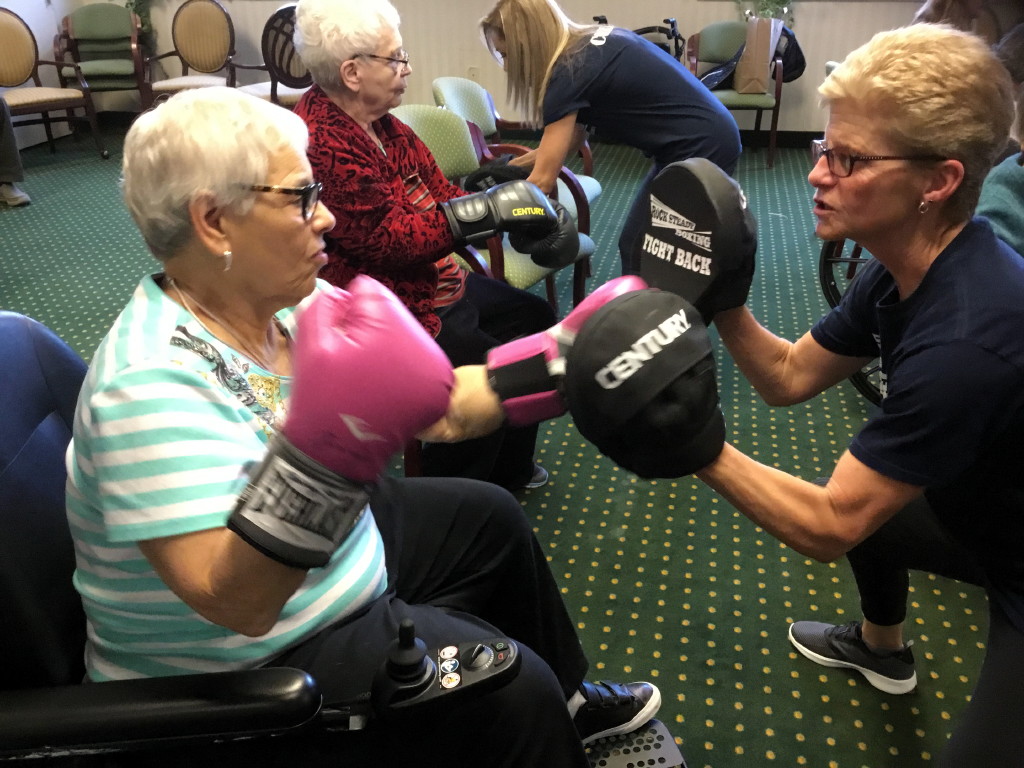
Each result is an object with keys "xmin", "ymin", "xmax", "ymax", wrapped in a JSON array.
[{"xmin": 81, "ymin": 360, "xmax": 269, "ymax": 542}]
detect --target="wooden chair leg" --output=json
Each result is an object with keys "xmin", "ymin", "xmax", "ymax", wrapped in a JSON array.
[
  {"xmin": 544, "ymin": 275, "xmax": 559, "ymax": 315},
  {"xmin": 42, "ymin": 112, "xmax": 56, "ymax": 153},
  {"xmin": 767, "ymin": 105, "xmax": 780, "ymax": 169},
  {"xmin": 572, "ymin": 259, "xmax": 590, "ymax": 307},
  {"xmin": 81, "ymin": 99, "xmax": 108, "ymax": 159}
]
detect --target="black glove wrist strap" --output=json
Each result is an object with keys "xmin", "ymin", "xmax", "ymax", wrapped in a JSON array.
[{"xmin": 228, "ymin": 436, "xmax": 370, "ymax": 569}]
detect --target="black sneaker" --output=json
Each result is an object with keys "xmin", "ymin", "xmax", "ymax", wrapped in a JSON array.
[
  {"xmin": 788, "ymin": 620, "xmax": 917, "ymax": 694},
  {"xmin": 522, "ymin": 462, "xmax": 549, "ymax": 489},
  {"xmin": 572, "ymin": 680, "xmax": 662, "ymax": 744}
]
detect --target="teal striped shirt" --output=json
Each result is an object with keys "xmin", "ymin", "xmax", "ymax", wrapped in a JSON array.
[{"xmin": 67, "ymin": 275, "xmax": 388, "ymax": 681}]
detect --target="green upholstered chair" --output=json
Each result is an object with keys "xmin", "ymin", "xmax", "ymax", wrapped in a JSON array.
[
  {"xmin": 145, "ymin": 0, "xmax": 236, "ymax": 108},
  {"xmin": 686, "ymin": 20, "xmax": 783, "ymax": 168},
  {"xmin": 391, "ymin": 103, "xmax": 595, "ymax": 313},
  {"xmin": 55, "ymin": 4, "xmax": 149, "ymax": 107},
  {"xmin": 236, "ymin": 4, "xmax": 312, "ymax": 109},
  {"xmin": 432, "ymin": 75, "xmax": 596, "ymax": 178},
  {"xmin": 0, "ymin": 8, "xmax": 107, "ymax": 159}
]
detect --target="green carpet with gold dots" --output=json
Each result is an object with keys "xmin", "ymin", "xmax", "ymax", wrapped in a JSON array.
[{"xmin": 0, "ymin": 123, "xmax": 988, "ymax": 768}]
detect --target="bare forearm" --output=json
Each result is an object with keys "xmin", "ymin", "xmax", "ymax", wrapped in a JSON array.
[
  {"xmin": 142, "ymin": 528, "xmax": 307, "ymax": 637},
  {"xmin": 714, "ymin": 307, "xmax": 868, "ymax": 405},
  {"xmin": 697, "ymin": 445, "xmax": 854, "ymax": 560},
  {"xmin": 697, "ymin": 444, "xmax": 919, "ymax": 562},
  {"xmin": 712, "ymin": 307, "xmax": 799, "ymax": 405}
]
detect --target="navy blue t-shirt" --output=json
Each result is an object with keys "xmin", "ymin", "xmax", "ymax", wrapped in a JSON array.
[
  {"xmin": 542, "ymin": 28, "xmax": 741, "ymax": 174},
  {"xmin": 812, "ymin": 218, "xmax": 1024, "ymax": 628}
]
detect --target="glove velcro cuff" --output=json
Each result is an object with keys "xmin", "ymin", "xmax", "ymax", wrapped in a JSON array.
[
  {"xmin": 228, "ymin": 436, "xmax": 370, "ymax": 569},
  {"xmin": 487, "ymin": 337, "xmax": 566, "ymax": 427}
]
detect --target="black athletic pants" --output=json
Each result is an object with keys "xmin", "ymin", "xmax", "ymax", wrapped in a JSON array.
[
  {"xmin": 846, "ymin": 495, "xmax": 1024, "ymax": 767},
  {"xmin": 425, "ymin": 272, "xmax": 556, "ymax": 489}
]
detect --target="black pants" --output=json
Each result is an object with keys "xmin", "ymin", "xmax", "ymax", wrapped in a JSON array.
[
  {"xmin": 425, "ymin": 272, "xmax": 556, "ymax": 488},
  {"xmin": 272, "ymin": 476, "xmax": 591, "ymax": 767},
  {"xmin": 846, "ymin": 496, "xmax": 1024, "ymax": 767},
  {"xmin": 133, "ymin": 477, "xmax": 590, "ymax": 768}
]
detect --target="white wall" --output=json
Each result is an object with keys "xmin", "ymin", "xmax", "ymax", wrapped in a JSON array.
[
  {"xmin": 7, "ymin": 0, "xmax": 921, "ymax": 150},
  {"xmin": 388, "ymin": 0, "xmax": 919, "ymax": 132},
  {"xmin": 146, "ymin": 0, "xmax": 920, "ymax": 133}
]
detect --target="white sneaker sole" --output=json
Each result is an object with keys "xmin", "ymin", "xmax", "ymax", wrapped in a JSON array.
[
  {"xmin": 788, "ymin": 623, "xmax": 917, "ymax": 695},
  {"xmin": 581, "ymin": 685, "xmax": 663, "ymax": 744}
]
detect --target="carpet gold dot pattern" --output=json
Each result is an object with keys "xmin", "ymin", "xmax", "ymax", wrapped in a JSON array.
[{"xmin": 0, "ymin": 128, "xmax": 988, "ymax": 768}]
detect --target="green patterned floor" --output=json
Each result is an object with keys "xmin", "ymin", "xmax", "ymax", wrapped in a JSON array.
[{"xmin": 0, "ymin": 128, "xmax": 988, "ymax": 768}]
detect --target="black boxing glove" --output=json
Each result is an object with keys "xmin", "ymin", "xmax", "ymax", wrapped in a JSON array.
[
  {"xmin": 462, "ymin": 155, "xmax": 531, "ymax": 192},
  {"xmin": 509, "ymin": 199, "xmax": 579, "ymax": 269},
  {"xmin": 441, "ymin": 180, "xmax": 556, "ymax": 244},
  {"xmin": 563, "ymin": 290, "xmax": 725, "ymax": 479}
]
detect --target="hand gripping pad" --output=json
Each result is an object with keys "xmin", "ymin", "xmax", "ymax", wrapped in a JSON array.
[
  {"xmin": 631, "ymin": 158, "xmax": 757, "ymax": 322},
  {"xmin": 564, "ymin": 290, "xmax": 726, "ymax": 479}
]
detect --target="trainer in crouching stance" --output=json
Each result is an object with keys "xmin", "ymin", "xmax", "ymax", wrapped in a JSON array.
[
  {"xmin": 434, "ymin": 25, "xmax": 1024, "ymax": 768},
  {"xmin": 293, "ymin": 0, "xmax": 575, "ymax": 491},
  {"xmin": 67, "ymin": 87, "xmax": 659, "ymax": 768}
]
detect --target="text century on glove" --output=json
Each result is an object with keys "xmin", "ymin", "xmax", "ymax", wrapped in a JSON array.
[{"xmin": 595, "ymin": 308, "xmax": 693, "ymax": 389}]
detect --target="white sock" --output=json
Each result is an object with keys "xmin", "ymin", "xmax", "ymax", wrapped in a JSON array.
[{"xmin": 567, "ymin": 688, "xmax": 586, "ymax": 717}]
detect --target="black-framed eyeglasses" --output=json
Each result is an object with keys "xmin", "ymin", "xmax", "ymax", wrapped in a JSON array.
[
  {"xmin": 810, "ymin": 138, "xmax": 946, "ymax": 178},
  {"xmin": 357, "ymin": 50, "xmax": 410, "ymax": 71},
  {"xmin": 246, "ymin": 182, "xmax": 322, "ymax": 221}
]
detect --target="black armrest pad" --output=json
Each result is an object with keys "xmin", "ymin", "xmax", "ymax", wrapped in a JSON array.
[{"xmin": 0, "ymin": 667, "xmax": 321, "ymax": 755}]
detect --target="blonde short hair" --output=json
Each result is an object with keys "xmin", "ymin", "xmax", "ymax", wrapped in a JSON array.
[
  {"xmin": 821, "ymin": 24, "xmax": 1014, "ymax": 222},
  {"xmin": 480, "ymin": 0, "xmax": 593, "ymax": 127},
  {"xmin": 122, "ymin": 88, "xmax": 309, "ymax": 262},
  {"xmin": 294, "ymin": 0, "xmax": 401, "ymax": 94}
]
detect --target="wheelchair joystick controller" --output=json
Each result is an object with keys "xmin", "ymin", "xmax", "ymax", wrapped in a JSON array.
[{"xmin": 370, "ymin": 618, "xmax": 522, "ymax": 720}]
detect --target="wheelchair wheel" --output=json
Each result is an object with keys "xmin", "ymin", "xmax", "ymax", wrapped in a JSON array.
[{"xmin": 818, "ymin": 238, "xmax": 883, "ymax": 406}]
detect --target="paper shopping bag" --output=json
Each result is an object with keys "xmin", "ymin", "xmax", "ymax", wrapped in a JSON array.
[{"xmin": 734, "ymin": 16, "xmax": 783, "ymax": 94}]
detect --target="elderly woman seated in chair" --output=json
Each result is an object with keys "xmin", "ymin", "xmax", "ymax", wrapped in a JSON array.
[
  {"xmin": 291, "ymin": 0, "xmax": 581, "ymax": 491},
  {"xmin": 67, "ymin": 86, "xmax": 658, "ymax": 767}
]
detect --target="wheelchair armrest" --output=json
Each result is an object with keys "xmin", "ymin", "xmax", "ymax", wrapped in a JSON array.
[{"xmin": 0, "ymin": 667, "xmax": 321, "ymax": 757}]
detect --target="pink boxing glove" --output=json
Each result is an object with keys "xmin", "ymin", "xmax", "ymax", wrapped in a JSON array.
[
  {"xmin": 229, "ymin": 276, "xmax": 453, "ymax": 568},
  {"xmin": 286, "ymin": 276, "xmax": 453, "ymax": 482},
  {"xmin": 486, "ymin": 276, "xmax": 648, "ymax": 426}
]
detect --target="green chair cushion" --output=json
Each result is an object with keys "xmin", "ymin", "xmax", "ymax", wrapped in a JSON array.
[
  {"xmin": 71, "ymin": 60, "xmax": 136, "ymax": 77},
  {"xmin": 711, "ymin": 89, "xmax": 776, "ymax": 109}
]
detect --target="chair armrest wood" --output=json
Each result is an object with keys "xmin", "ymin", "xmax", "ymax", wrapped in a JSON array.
[
  {"xmin": 37, "ymin": 58, "xmax": 89, "ymax": 90},
  {"xmin": 456, "ymin": 244, "xmax": 494, "ymax": 279}
]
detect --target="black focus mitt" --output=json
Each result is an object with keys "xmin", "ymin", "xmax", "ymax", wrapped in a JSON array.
[
  {"xmin": 630, "ymin": 158, "xmax": 757, "ymax": 324},
  {"xmin": 564, "ymin": 290, "xmax": 725, "ymax": 479}
]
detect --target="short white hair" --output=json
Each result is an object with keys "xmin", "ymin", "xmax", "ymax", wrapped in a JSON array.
[
  {"xmin": 122, "ymin": 88, "xmax": 309, "ymax": 262},
  {"xmin": 294, "ymin": 0, "xmax": 401, "ymax": 93}
]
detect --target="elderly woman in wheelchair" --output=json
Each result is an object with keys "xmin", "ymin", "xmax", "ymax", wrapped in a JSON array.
[{"xmin": 38, "ymin": 86, "xmax": 659, "ymax": 766}]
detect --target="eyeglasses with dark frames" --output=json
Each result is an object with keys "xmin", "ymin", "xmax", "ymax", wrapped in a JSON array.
[
  {"xmin": 810, "ymin": 138, "xmax": 946, "ymax": 178},
  {"xmin": 245, "ymin": 182, "xmax": 322, "ymax": 221},
  {"xmin": 357, "ymin": 50, "xmax": 411, "ymax": 71}
]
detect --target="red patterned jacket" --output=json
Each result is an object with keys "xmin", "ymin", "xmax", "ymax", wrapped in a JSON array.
[{"xmin": 295, "ymin": 86, "xmax": 465, "ymax": 337}]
